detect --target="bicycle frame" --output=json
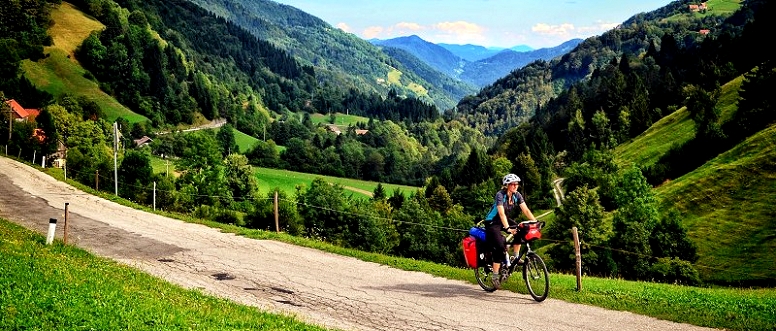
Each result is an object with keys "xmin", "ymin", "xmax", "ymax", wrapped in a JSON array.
[{"xmin": 473, "ymin": 225, "xmax": 549, "ymax": 301}]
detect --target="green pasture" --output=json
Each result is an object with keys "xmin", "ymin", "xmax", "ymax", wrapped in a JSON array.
[
  {"xmin": 616, "ymin": 72, "xmax": 776, "ymax": 285},
  {"xmin": 614, "ymin": 75, "xmax": 743, "ymax": 168},
  {"xmin": 701, "ymin": 0, "xmax": 743, "ymax": 16},
  {"xmin": 234, "ymin": 129, "xmax": 260, "ymax": 153},
  {"xmin": 0, "ymin": 219, "xmax": 331, "ymax": 331},
  {"xmin": 309, "ymin": 112, "xmax": 370, "ymax": 127},
  {"xmin": 254, "ymin": 166, "xmax": 420, "ymax": 198},
  {"xmin": 5, "ymin": 212, "xmax": 774, "ymax": 331},
  {"xmin": 21, "ymin": 2, "xmax": 148, "ymax": 123}
]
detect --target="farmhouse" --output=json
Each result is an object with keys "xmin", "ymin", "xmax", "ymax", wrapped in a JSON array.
[
  {"xmin": 133, "ymin": 135, "xmax": 153, "ymax": 147},
  {"xmin": 689, "ymin": 2, "xmax": 708, "ymax": 12},
  {"xmin": 5, "ymin": 99, "xmax": 40, "ymax": 122}
]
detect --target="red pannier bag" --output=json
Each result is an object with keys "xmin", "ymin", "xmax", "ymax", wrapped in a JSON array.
[
  {"xmin": 519, "ymin": 221, "xmax": 542, "ymax": 242},
  {"xmin": 462, "ymin": 235, "xmax": 479, "ymax": 268}
]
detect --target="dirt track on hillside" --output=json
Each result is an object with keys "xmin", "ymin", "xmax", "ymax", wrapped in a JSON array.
[{"xmin": 0, "ymin": 156, "xmax": 718, "ymax": 331}]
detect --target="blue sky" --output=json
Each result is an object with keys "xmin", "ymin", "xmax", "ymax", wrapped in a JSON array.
[{"xmin": 271, "ymin": 0, "xmax": 675, "ymax": 48}]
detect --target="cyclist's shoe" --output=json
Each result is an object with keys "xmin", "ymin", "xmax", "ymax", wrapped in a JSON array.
[
  {"xmin": 513, "ymin": 257, "xmax": 525, "ymax": 265},
  {"xmin": 491, "ymin": 274, "xmax": 502, "ymax": 290}
]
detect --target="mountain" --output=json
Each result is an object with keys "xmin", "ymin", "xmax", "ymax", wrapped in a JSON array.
[
  {"xmin": 436, "ymin": 43, "xmax": 499, "ymax": 62},
  {"xmin": 510, "ymin": 45, "xmax": 533, "ymax": 53},
  {"xmin": 371, "ymin": 35, "xmax": 465, "ymax": 80},
  {"xmin": 373, "ymin": 36, "xmax": 582, "ymax": 88},
  {"xmin": 460, "ymin": 39, "xmax": 583, "ymax": 87},
  {"xmin": 184, "ymin": 0, "xmax": 461, "ymax": 110}
]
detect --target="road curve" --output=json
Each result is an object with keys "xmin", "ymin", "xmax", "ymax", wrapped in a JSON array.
[{"xmin": 0, "ymin": 156, "xmax": 717, "ymax": 331}]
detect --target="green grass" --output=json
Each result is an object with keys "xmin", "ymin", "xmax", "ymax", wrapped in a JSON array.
[
  {"xmin": 150, "ymin": 154, "xmax": 178, "ymax": 178},
  {"xmin": 254, "ymin": 166, "xmax": 419, "ymax": 198},
  {"xmin": 4, "ymin": 210, "xmax": 775, "ymax": 331},
  {"xmin": 614, "ymin": 75, "xmax": 744, "ymax": 168},
  {"xmin": 663, "ymin": 0, "xmax": 742, "ymax": 22},
  {"xmin": 310, "ymin": 112, "xmax": 369, "ymax": 127},
  {"xmin": 0, "ymin": 219, "xmax": 333, "ymax": 331},
  {"xmin": 21, "ymin": 2, "xmax": 148, "ymax": 123},
  {"xmin": 654, "ymin": 124, "xmax": 776, "ymax": 285},
  {"xmin": 702, "ymin": 0, "xmax": 743, "ymax": 16},
  {"xmin": 616, "ymin": 73, "xmax": 775, "ymax": 285},
  {"xmin": 234, "ymin": 129, "xmax": 260, "ymax": 153},
  {"xmin": 18, "ymin": 159, "xmax": 776, "ymax": 331}
]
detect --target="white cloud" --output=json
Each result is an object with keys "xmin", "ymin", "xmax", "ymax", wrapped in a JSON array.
[
  {"xmin": 362, "ymin": 26, "xmax": 385, "ymax": 39},
  {"xmin": 395, "ymin": 22, "xmax": 424, "ymax": 31},
  {"xmin": 433, "ymin": 21, "xmax": 485, "ymax": 35},
  {"xmin": 360, "ymin": 20, "xmax": 488, "ymax": 44},
  {"xmin": 531, "ymin": 23, "xmax": 576, "ymax": 37},
  {"xmin": 336, "ymin": 22, "xmax": 352, "ymax": 33},
  {"xmin": 576, "ymin": 20, "xmax": 619, "ymax": 34}
]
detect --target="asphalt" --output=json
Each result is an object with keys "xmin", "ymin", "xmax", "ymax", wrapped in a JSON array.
[{"xmin": 0, "ymin": 156, "xmax": 719, "ymax": 331}]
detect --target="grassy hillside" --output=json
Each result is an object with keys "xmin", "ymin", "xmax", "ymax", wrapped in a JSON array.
[
  {"xmin": 234, "ymin": 129, "xmax": 260, "ymax": 154},
  {"xmin": 615, "ymin": 75, "xmax": 744, "ymax": 168},
  {"xmin": 655, "ymin": 124, "xmax": 776, "ymax": 285},
  {"xmin": 5, "ymin": 210, "xmax": 775, "ymax": 331},
  {"xmin": 615, "ymin": 74, "xmax": 775, "ymax": 285},
  {"xmin": 0, "ymin": 219, "xmax": 330, "ymax": 331},
  {"xmin": 254, "ymin": 167, "xmax": 419, "ymax": 198},
  {"xmin": 21, "ymin": 2, "xmax": 148, "ymax": 123}
]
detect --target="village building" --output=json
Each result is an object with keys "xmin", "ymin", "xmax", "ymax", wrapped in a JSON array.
[{"xmin": 5, "ymin": 99, "xmax": 40, "ymax": 122}]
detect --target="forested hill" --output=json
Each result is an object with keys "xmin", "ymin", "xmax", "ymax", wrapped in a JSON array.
[
  {"xmin": 450, "ymin": 0, "xmax": 747, "ymax": 137},
  {"xmin": 183, "ymin": 0, "xmax": 467, "ymax": 111},
  {"xmin": 63, "ymin": 0, "xmax": 440, "ymax": 129}
]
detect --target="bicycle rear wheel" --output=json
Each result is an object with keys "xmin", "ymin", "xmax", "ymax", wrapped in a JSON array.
[
  {"xmin": 474, "ymin": 265, "xmax": 497, "ymax": 292},
  {"xmin": 522, "ymin": 252, "xmax": 549, "ymax": 302}
]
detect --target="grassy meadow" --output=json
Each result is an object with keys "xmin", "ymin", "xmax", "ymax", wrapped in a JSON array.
[
  {"xmin": 615, "ymin": 73, "xmax": 775, "ymax": 285},
  {"xmin": 21, "ymin": 2, "xmax": 148, "ymax": 123},
  {"xmin": 309, "ymin": 112, "xmax": 369, "ymax": 127},
  {"xmin": 3, "ymin": 214, "xmax": 774, "ymax": 331},
  {"xmin": 254, "ymin": 166, "xmax": 420, "ymax": 198},
  {"xmin": 664, "ymin": 0, "xmax": 742, "ymax": 22},
  {"xmin": 234, "ymin": 129, "xmax": 261, "ymax": 153},
  {"xmin": 0, "ymin": 219, "xmax": 332, "ymax": 331},
  {"xmin": 614, "ymin": 75, "xmax": 743, "ymax": 168}
]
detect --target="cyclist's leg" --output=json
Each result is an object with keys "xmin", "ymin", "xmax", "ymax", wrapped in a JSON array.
[
  {"xmin": 485, "ymin": 221, "xmax": 507, "ymax": 273},
  {"xmin": 507, "ymin": 219, "xmax": 521, "ymax": 262}
]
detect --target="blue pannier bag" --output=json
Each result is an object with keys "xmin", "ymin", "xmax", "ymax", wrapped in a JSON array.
[{"xmin": 469, "ymin": 226, "xmax": 486, "ymax": 241}]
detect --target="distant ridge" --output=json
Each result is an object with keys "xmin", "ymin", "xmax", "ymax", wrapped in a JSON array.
[{"xmin": 372, "ymin": 36, "xmax": 581, "ymax": 87}]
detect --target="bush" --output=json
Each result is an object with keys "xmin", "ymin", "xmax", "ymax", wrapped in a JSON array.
[{"xmin": 649, "ymin": 257, "xmax": 701, "ymax": 286}]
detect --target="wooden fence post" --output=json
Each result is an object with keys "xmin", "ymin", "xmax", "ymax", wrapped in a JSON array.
[
  {"xmin": 274, "ymin": 190, "xmax": 279, "ymax": 232},
  {"xmin": 573, "ymin": 226, "xmax": 582, "ymax": 291},
  {"xmin": 64, "ymin": 203, "xmax": 69, "ymax": 244}
]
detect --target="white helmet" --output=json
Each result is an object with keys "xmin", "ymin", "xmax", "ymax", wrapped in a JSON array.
[{"xmin": 502, "ymin": 173, "xmax": 521, "ymax": 185}]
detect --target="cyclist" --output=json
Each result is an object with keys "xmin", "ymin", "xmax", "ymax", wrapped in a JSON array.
[{"xmin": 484, "ymin": 173, "xmax": 537, "ymax": 289}]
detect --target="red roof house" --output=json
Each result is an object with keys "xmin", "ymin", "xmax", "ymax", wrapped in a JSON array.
[{"xmin": 5, "ymin": 99, "xmax": 40, "ymax": 122}]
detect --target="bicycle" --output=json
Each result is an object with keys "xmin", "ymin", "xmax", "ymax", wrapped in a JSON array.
[{"xmin": 474, "ymin": 221, "xmax": 550, "ymax": 302}]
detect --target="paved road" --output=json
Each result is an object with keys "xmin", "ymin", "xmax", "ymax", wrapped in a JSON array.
[{"xmin": 0, "ymin": 156, "xmax": 718, "ymax": 331}]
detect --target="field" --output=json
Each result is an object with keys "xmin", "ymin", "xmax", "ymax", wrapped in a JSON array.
[
  {"xmin": 3, "ymin": 215, "xmax": 775, "ymax": 331},
  {"xmin": 614, "ymin": 75, "xmax": 743, "ymax": 168},
  {"xmin": 254, "ymin": 166, "xmax": 419, "ymax": 198},
  {"xmin": 309, "ymin": 112, "xmax": 369, "ymax": 127},
  {"xmin": 147, "ymin": 154, "xmax": 419, "ymax": 198},
  {"xmin": 21, "ymin": 2, "xmax": 148, "ymax": 123},
  {"xmin": 0, "ymin": 219, "xmax": 328, "ymax": 331},
  {"xmin": 615, "ymin": 73, "xmax": 776, "ymax": 285},
  {"xmin": 234, "ymin": 129, "xmax": 260, "ymax": 153}
]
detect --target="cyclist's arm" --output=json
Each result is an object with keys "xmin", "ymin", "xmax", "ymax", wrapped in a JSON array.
[
  {"xmin": 519, "ymin": 202, "xmax": 536, "ymax": 221},
  {"xmin": 498, "ymin": 205, "xmax": 517, "ymax": 233}
]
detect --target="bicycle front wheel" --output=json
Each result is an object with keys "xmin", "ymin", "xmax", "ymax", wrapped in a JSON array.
[
  {"xmin": 474, "ymin": 265, "xmax": 497, "ymax": 292},
  {"xmin": 522, "ymin": 252, "xmax": 549, "ymax": 302}
]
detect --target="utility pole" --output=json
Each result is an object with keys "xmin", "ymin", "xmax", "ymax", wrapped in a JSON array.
[
  {"xmin": 1, "ymin": 94, "xmax": 11, "ymax": 142},
  {"xmin": 113, "ymin": 122, "xmax": 118, "ymax": 196}
]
